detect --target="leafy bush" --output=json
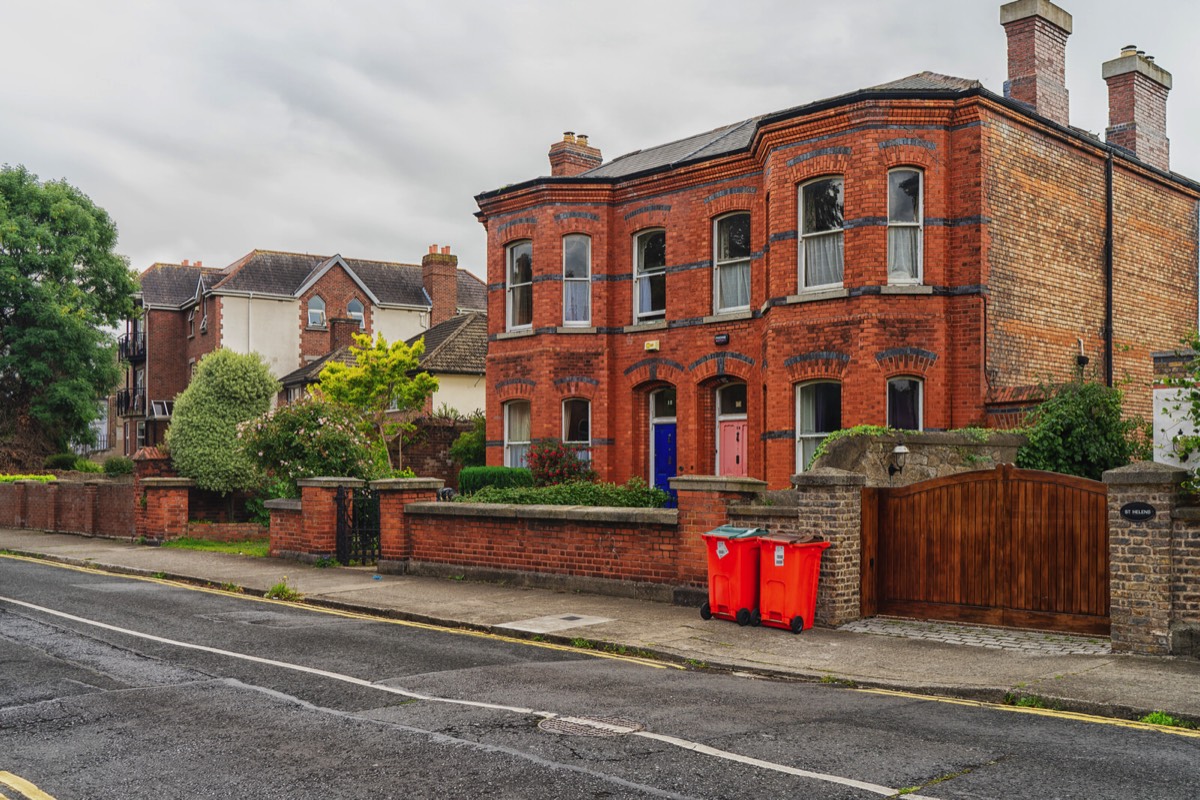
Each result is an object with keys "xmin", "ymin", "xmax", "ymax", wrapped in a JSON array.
[
  {"xmin": 0, "ymin": 474, "xmax": 56, "ymax": 483},
  {"xmin": 526, "ymin": 438, "xmax": 595, "ymax": 486},
  {"xmin": 167, "ymin": 350, "xmax": 280, "ymax": 493},
  {"xmin": 240, "ymin": 397, "xmax": 381, "ymax": 498},
  {"xmin": 44, "ymin": 453, "xmax": 78, "ymax": 470},
  {"xmin": 458, "ymin": 466, "xmax": 533, "ymax": 495},
  {"xmin": 464, "ymin": 478, "xmax": 669, "ymax": 508},
  {"xmin": 1016, "ymin": 379, "xmax": 1149, "ymax": 481},
  {"xmin": 103, "ymin": 456, "xmax": 134, "ymax": 476},
  {"xmin": 449, "ymin": 413, "xmax": 486, "ymax": 467},
  {"xmin": 72, "ymin": 458, "xmax": 103, "ymax": 473}
]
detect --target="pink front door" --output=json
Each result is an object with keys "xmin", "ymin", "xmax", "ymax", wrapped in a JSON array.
[{"xmin": 719, "ymin": 420, "xmax": 748, "ymax": 477}]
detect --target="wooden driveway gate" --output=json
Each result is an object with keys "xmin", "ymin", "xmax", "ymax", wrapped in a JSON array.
[{"xmin": 861, "ymin": 465, "xmax": 1109, "ymax": 635}]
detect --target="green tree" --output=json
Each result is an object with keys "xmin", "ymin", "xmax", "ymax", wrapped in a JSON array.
[
  {"xmin": 166, "ymin": 349, "xmax": 279, "ymax": 492},
  {"xmin": 449, "ymin": 412, "xmax": 486, "ymax": 468},
  {"xmin": 1016, "ymin": 379, "xmax": 1149, "ymax": 481},
  {"xmin": 317, "ymin": 333, "xmax": 438, "ymax": 471},
  {"xmin": 0, "ymin": 165, "xmax": 137, "ymax": 467}
]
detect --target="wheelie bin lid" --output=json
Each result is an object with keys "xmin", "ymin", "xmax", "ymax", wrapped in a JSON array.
[
  {"xmin": 758, "ymin": 532, "xmax": 823, "ymax": 544},
  {"xmin": 702, "ymin": 525, "xmax": 764, "ymax": 539}
]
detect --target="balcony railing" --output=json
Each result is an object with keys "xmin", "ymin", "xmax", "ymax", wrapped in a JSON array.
[
  {"xmin": 116, "ymin": 388, "xmax": 146, "ymax": 417},
  {"xmin": 119, "ymin": 332, "xmax": 146, "ymax": 362}
]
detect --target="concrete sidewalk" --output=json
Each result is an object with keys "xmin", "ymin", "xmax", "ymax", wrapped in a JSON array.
[{"xmin": 2, "ymin": 527, "xmax": 1198, "ymax": 725}]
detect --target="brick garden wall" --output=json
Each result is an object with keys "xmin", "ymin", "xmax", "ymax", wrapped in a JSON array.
[
  {"xmin": 0, "ymin": 480, "xmax": 134, "ymax": 538},
  {"xmin": 401, "ymin": 418, "xmax": 474, "ymax": 490}
]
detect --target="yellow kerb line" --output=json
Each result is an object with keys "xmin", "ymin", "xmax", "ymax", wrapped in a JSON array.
[
  {"xmin": 0, "ymin": 772, "xmax": 58, "ymax": 800},
  {"xmin": 856, "ymin": 687, "xmax": 1200, "ymax": 738},
  {"xmin": 0, "ymin": 554, "xmax": 677, "ymax": 670}
]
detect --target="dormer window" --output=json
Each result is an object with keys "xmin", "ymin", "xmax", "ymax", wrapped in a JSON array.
[
  {"xmin": 347, "ymin": 298, "xmax": 365, "ymax": 329},
  {"xmin": 308, "ymin": 296, "xmax": 326, "ymax": 328}
]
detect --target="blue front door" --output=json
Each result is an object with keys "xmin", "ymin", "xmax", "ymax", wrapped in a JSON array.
[{"xmin": 653, "ymin": 422, "xmax": 677, "ymax": 505}]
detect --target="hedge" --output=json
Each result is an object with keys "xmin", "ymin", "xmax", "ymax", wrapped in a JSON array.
[{"xmin": 457, "ymin": 466, "xmax": 534, "ymax": 495}]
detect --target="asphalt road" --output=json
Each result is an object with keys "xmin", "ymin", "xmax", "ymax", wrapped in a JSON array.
[{"xmin": 1, "ymin": 557, "xmax": 1197, "ymax": 799}]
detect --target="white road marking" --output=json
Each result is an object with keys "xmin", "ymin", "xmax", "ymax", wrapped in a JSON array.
[{"xmin": 0, "ymin": 594, "xmax": 940, "ymax": 799}]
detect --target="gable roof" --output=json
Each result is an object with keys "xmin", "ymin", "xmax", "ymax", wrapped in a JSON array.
[
  {"xmin": 405, "ymin": 312, "xmax": 487, "ymax": 375},
  {"xmin": 138, "ymin": 249, "xmax": 485, "ymax": 311}
]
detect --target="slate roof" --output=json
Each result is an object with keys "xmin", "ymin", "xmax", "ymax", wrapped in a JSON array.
[
  {"xmin": 138, "ymin": 263, "xmax": 223, "ymax": 307},
  {"xmin": 405, "ymin": 312, "xmax": 487, "ymax": 375},
  {"xmin": 138, "ymin": 249, "xmax": 485, "ymax": 311},
  {"xmin": 574, "ymin": 72, "xmax": 981, "ymax": 181},
  {"xmin": 277, "ymin": 347, "xmax": 356, "ymax": 388}
]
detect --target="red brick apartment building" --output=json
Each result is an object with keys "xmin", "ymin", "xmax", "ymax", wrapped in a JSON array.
[
  {"xmin": 474, "ymin": 0, "xmax": 1200, "ymax": 491},
  {"xmin": 117, "ymin": 247, "xmax": 484, "ymax": 454}
]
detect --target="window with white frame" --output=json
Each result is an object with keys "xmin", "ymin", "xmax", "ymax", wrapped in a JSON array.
[
  {"xmin": 634, "ymin": 229, "xmax": 666, "ymax": 322},
  {"xmin": 562, "ymin": 235, "xmax": 591, "ymax": 326},
  {"xmin": 887, "ymin": 168, "xmax": 923, "ymax": 283},
  {"xmin": 504, "ymin": 400, "xmax": 531, "ymax": 467},
  {"xmin": 714, "ymin": 213, "xmax": 751, "ymax": 312},
  {"xmin": 308, "ymin": 295, "xmax": 327, "ymax": 327},
  {"xmin": 187, "ymin": 308, "xmax": 196, "ymax": 337},
  {"xmin": 887, "ymin": 377, "xmax": 923, "ymax": 430},
  {"xmin": 506, "ymin": 240, "xmax": 533, "ymax": 330},
  {"xmin": 135, "ymin": 421, "xmax": 146, "ymax": 450},
  {"xmin": 796, "ymin": 381, "xmax": 842, "ymax": 472},
  {"xmin": 799, "ymin": 177, "xmax": 845, "ymax": 289},
  {"xmin": 347, "ymin": 298, "xmax": 365, "ymax": 329},
  {"xmin": 562, "ymin": 398, "xmax": 591, "ymax": 460}
]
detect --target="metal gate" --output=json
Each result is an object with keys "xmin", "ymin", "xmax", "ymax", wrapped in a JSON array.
[
  {"xmin": 335, "ymin": 485, "xmax": 380, "ymax": 566},
  {"xmin": 861, "ymin": 464, "xmax": 1109, "ymax": 635}
]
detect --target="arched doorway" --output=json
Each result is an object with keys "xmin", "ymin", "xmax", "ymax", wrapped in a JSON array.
[
  {"xmin": 716, "ymin": 382, "xmax": 747, "ymax": 477},
  {"xmin": 649, "ymin": 387, "xmax": 677, "ymax": 502}
]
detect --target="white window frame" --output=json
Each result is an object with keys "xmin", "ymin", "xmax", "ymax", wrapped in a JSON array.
[
  {"xmin": 714, "ymin": 382, "xmax": 748, "ymax": 476},
  {"xmin": 795, "ymin": 381, "xmax": 842, "ymax": 473},
  {"xmin": 504, "ymin": 400, "xmax": 532, "ymax": 468},
  {"xmin": 798, "ymin": 176, "xmax": 845, "ymax": 290},
  {"xmin": 633, "ymin": 228, "xmax": 667, "ymax": 323},
  {"xmin": 187, "ymin": 308, "xmax": 196, "ymax": 338},
  {"xmin": 506, "ymin": 240, "xmax": 533, "ymax": 331},
  {"xmin": 135, "ymin": 421, "xmax": 146, "ymax": 450},
  {"xmin": 713, "ymin": 213, "xmax": 751, "ymax": 313},
  {"xmin": 886, "ymin": 376, "xmax": 924, "ymax": 431},
  {"xmin": 347, "ymin": 298, "xmax": 365, "ymax": 329},
  {"xmin": 308, "ymin": 295, "xmax": 327, "ymax": 328},
  {"xmin": 562, "ymin": 234, "xmax": 591, "ymax": 326},
  {"xmin": 887, "ymin": 167, "xmax": 924, "ymax": 285},
  {"xmin": 562, "ymin": 398, "xmax": 591, "ymax": 461}
]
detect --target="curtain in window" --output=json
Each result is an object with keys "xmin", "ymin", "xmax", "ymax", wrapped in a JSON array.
[
  {"xmin": 719, "ymin": 263, "xmax": 750, "ymax": 309},
  {"xmin": 804, "ymin": 234, "xmax": 844, "ymax": 286},
  {"xmin": 888, "ymin": 227, "xmax": 919, "ymax": 281},
  {"xmin": 511, "ymin": 285, "xmax": 532, "ymax": 327},
  {"xmin": 506, "ymin": 402, "xmax": 531, "ymax": 467},
  {"xmin": 888, "ymin": 379, "xmax": 921, "ymax": 430},
  {"xmin": 564, "ymin": 281, "xmax": 589, "ymax": 323}
]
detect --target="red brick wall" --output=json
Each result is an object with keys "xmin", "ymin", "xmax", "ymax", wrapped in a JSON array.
[
  {"xmin": 96, "ymin": 483, "xmax": 135, "ymax": 537},
  {"xmin": 479, "ymin": 93, "xmax": 1199, "ymax": 489},
  {"xmin": 185, "ymin": 522, "xmax": 267, "ymax": 542},
  {"xmin": 298, "ymin": 264, "xmax": 374, "ymax": 368},
  {"xmin": 268, "ymin": 507, "xmax": 303, "ymax": 556},
  {"xmin": 0, "ymin": 484, "xmax": 23, "ymax": 527},
  {"xmin": 0, "ymin": 481, "xmax": 133, "ymax": 538},
  {"xmin": 402, "ymin": 419, "xmax": 474, "ymax": 489}
]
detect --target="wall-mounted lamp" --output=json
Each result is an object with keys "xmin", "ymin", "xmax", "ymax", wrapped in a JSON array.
[{"xmin": 888, "ymin": 444, "xmax": 910, "ymax": 477}]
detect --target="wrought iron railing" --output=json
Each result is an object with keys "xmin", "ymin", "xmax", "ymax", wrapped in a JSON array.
[
  {"xmin": 118, "ymin": 332, "xmax": 146, "ymax": 361},
  {"xmin": 116, "ymin": 388, "xmax": 146, "ymax": 416}
]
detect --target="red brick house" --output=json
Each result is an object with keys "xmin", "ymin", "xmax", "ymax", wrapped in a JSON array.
[
  {"xmin": 474, "ymin": 0, "xmax": 1199, "ymax": 491},
  {"xmin": 117, "ymin": 246, "xmax": 485, "ymax": 454}
]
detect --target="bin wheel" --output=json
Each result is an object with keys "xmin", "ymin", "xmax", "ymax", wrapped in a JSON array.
[
  {"xmin": 735, "ymin": 608, "xmax": 752, "ymax": 627},
  {"xmin": 790, "ymin": 615, "xmax": 804, "ymax": 634},
  {"xmin": 750, "ymin": 609, "xmax": 761, "ymax": 627},
  {"xmin": 700, "ymin": 602, "xmax": 712, "ymax": 621}
]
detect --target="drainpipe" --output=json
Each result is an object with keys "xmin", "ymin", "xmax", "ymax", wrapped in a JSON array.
[
  {"xmin": 247, "ymin": 292, "xmax": 254, "ymax": 353},
  {"xmin": 1104, "ymin": 152, "xmax": 1114, "ymax": 388}
]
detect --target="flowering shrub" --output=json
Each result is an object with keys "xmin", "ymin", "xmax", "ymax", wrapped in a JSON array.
[
  {"xmin": 525, "ymin": 439, "xmax": 595, "ymax": 487},
  {"xmin": 239, "ymin": 398, "xmax": 381, "ymax": 497}
]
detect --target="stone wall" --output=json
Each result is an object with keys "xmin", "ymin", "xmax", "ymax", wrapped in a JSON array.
[{"xmin": 814, "ymin": 430, "xmax": 1026, "ymax": 487}]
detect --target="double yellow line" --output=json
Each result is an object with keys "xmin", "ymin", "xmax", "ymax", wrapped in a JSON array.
[{"xmin": 0, "ymin": 772, "xmax": 57, "ymax": 800}]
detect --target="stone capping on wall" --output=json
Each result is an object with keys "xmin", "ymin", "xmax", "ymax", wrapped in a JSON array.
[
  {"xmin": 727, "ymin": 505, "xmax": 798, "ymax": 519},
  {"xmin": 791, "ymin": 467, "xmax": 867, "ymax": 488},
  {"xmin": 297, "ymin": 477, "xmax": 365, "ymax": 488},
  {"xmin": 371, "ymin": 478, "xmax": 444, "ymax": 491},
  {"xmin": 140, "ymin": 478, "xmax": 196, "ymax": 488},
  {"xmin": 404, "ymin": 501, "xmax": 677, "ymax": 526},
  {"xmin": 670, "ymin": 475, "xmax": 768, "ymax": 494},
  {"xmin": 263, "ymin": 499, "xmax": 302, "ymax": 512},
  {"xmin": 1100, "ymin": 461, "xmax": 1188, "ymax": 485}
]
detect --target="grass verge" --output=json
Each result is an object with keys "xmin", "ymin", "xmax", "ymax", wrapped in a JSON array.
[{"xmin": 159, "ymin": 537, "xmax": 269, "ymax": 558}]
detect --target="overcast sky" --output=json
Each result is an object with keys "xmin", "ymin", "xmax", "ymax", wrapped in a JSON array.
[{"xmin": 4, "ymin": 0, "xmax": 1197, "ymax": 281}]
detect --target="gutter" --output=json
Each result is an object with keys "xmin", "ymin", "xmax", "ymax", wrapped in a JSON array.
[{"xmin": 1105, "ymin": 153, "xmax": 1114, "ymax": 388}]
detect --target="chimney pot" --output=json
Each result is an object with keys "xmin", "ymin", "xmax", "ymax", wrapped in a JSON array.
[
  {"xmin": 577, "ymin": 134, "xmax": 589, "ymax": 146},
  {"xmin": 441, "ymin": 246, "xmax": 451, "ymax": 255},
  {"xmin": 563, "ymin": 131, "xmax": 576, "ymax": 143},
  {"xmin": 195, "ymin": 260, "xmax": 203, "ymax": 267},
  {"xmin": 182, "ymin": 259, "xmax": 190, "ymax": 266},
  {"xmin": 548, "ymin": 130, "xmax": 603, "ymax": 177},
  {"xmin": 428, "ymin": 244, "xmax": 437, "ymax": 254}
]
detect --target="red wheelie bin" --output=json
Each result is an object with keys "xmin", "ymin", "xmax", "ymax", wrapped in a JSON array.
[
  {"xmin": 699, "ymin": 526, "xmax": 765, "ymax": 626},
  {"xmin": 758, "ymin": 535, "xmax": 831, "ymax": 633}
]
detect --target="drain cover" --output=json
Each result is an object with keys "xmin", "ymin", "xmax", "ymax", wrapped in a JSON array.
[{"xmin": 538, "ymin": 716, "xmax": 645, "ymax": 738}]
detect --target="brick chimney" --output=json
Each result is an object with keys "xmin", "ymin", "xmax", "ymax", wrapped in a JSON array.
[
  {"xmin": 548, "ymin": 131, "xmax": 602, "ymax": 177},
  {"xmin": 422, "ymin": 244, "xmax": 458, "ymax": 327},
  {"xmin": 329, "ymin": 318, "xmax": 361, "ymax": 351},
  {"xmin": 1103, "ymin": 45, "xmax": 1172, "ymax": 171},
  {"xmin": 1000, "ymin": 0, "xmax": 1072, "ymax": 126}
]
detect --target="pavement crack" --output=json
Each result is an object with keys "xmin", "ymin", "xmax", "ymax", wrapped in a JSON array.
[{"xmin": 885, "ymin": 755, "xmax": 1009, "ymax": 799}]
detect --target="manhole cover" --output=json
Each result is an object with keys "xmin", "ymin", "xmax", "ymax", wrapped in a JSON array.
[{"xmin": 538, "ymin": 716, "xmax": 645, "ymax": 738}]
